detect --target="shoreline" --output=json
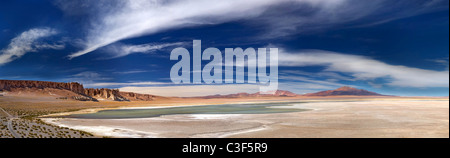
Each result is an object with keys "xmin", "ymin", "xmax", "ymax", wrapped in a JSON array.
[
  {"xmin": 40, "ymin": 96, "xmax": 449, "ymax": 118},
  {"xmin": 40, "ymin": 97, "xmax": 449, "ymax": 138},
  {"xmin": 39, "ymin": 100, "xmax": 310, "ymax": 138}
]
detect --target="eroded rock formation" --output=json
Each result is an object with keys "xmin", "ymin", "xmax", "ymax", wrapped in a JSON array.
[
  {"xmin": 0, "ymin": 80, "xmax": 132, "ymax": 101},
  {"xmin": 84, "ymin": 88, "xmax": 129, "ymax": 101},
  {"xmin": 0, "ymin": 80, "xmax": 85, "ymax": 94},
  {"xmin": 119, "ymin": 92, "xmax": 156, "ymax": 101}
]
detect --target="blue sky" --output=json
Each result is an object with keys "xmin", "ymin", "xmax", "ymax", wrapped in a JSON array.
[{"xmin": 0, "ymin": 0, "xmax": 449, "ymax": 97}]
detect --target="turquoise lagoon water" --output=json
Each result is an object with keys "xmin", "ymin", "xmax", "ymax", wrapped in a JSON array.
[{"xmin": 67, "ymin": 102, "xmax": 309, "ymax": 119}]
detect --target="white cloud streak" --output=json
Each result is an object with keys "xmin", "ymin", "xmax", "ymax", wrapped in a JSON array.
[
  {"xmin": 67, "ymin": 71, "xmax": 113, "ymax": 84},
  {"xmin": 278, "ymin": 50, "xmax": 450, "ymax": 88},
  {"xmin": 59, "ymin": 0, "xmax": 448, "ymax": 59},
  {"xmin": 260, "ymin": 0, "xmax": 448, "ymax": 38},
  {"xmin": 102, "ymin": 42, "xmax": 186, "ymax": 59},
  {"xmin": 0, "ymin": 28, "xmax": 59, "ymax": 65},
  {"xmin": 113, "ymin": 70, "xmax": 150, "ymax": 75},
  {"xmin": 61, "ymin": 0, "xmax": 350, "ymax": 59},
  {"xmin": 85, "ymin": 81, "xmax": 167, "ymax": 88},
  {"xmin": 427, "ymin": 57, "xmax": 449, "ymax": 68}
]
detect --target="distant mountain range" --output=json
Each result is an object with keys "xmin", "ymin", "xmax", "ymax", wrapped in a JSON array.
[
  {"xmin": 200, "ymin": 90, "xmax": 299, "ymax": 99},
  {"xmin": 199, "ymin": 86, "xmax": 384, "ymax": 98},
  {"xmin": 304, "ymin": 86, "xmax": 384, "ymax": 96},
  {"xmin": 0, "ymin": 80, "xmax": 386, "ymax": 102}
]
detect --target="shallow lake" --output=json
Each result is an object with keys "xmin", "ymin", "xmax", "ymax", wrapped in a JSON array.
[{"xmin": 66, "ymin": 102, "xmax": 309, "ymax": 119}]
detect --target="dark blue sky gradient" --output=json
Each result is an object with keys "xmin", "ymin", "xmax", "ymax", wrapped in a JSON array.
[{"xmin": 0, "ymin": 0, "xmax": 448, "ymax": 96}]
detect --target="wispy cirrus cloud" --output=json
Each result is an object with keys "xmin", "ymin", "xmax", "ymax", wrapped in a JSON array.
[
  {"xmin": 0, "ymin": 28, "xmax": 61, "ymax": 65},
  {"xmin": 278, "ymin": 49, "xmax": 450, "ymax": 88},
  {"xmin": 427, "ymin": 57, "xmax": 449, "ymax": 69},
  {"xmin": 66, "ymin": 71, "xmax": 113, "ymax": 84},
  {"xmin": 255, "ymin": 0, "xmax": 448, "ymax": 38},
  {"xmin": 85, "ymin": 81, "xmax": 167, "ymax": 88},
  {"xmin": 100, "ymin": 42, "xmax": 186, "ymax": 59},
  {"xmin": 55, "ymin": 0, "xmax": 448, "ymax": 59},
  {"xmin": 65, "ymin": 71, "xmax": 167, "ymax": 88},
  {"xmin": 113, "ymin": 70, "xmax": 150, "ymax": 75},
  {"xmin": 58, "ymin": 0, "xmax": 351, "ymax": 59}
]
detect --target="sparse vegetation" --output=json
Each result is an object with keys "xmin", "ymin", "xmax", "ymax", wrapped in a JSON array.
[
  {"xmin": 0, "ymin": 114, "xmax": 95, "ymax": 138},
  {"xmin": 0, "ymin": 101, "xmax": 98, "ymax": 138},
  {"xmin": 0, "ymin": 94, "xmax": 142, "ymax": 138}
]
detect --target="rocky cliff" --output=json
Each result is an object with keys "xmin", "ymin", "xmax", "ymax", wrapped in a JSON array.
[
  {"xmin": 0, "ymin": 80, "xmax": 135, "ymax": 101},
  {"xmin": 0, "ymin": 80, "xmax": 85, "ymax": 94},
  {"xmin": 119, "ymin": 92, "xmax": 157, "ymax": 101},
  {"xmin": 84, "ymin": 88, "xmax": 129, "ymax": 101}
]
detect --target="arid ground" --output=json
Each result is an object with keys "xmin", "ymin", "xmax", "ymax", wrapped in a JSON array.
[{"xmin": 2, "ymin": 95, "xmax": 446, "ymax": 138}]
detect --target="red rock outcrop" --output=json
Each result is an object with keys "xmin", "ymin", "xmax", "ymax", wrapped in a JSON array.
[
  {"xmin": 84, "ymin": 88, "xmax": 129, "ymax": 101},
  {"xmin": 0, "ymin": 80, "xmax": 85, "ymax": 95},
  {"xmin": 119, "ymin": 92, "xmax": 157, "ymax": 101},
  {"xmin": 0, "ymin": 80, "xmax": 130, "ymax": 101}
]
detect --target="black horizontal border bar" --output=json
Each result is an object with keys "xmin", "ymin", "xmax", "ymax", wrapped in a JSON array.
[{"xmin": 0, "ymin": 138, "xmax": 448, "ymax": 156}]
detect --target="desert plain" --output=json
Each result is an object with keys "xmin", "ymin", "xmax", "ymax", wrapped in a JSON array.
[{"xmin": 1, "ymin": 94, "xmax": 447, "ymax": 138}]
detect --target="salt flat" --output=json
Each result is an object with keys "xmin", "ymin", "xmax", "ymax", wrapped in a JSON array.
[{"xmin": 42, "ymin": 98, "xmax": 449, "ymax": 138}]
